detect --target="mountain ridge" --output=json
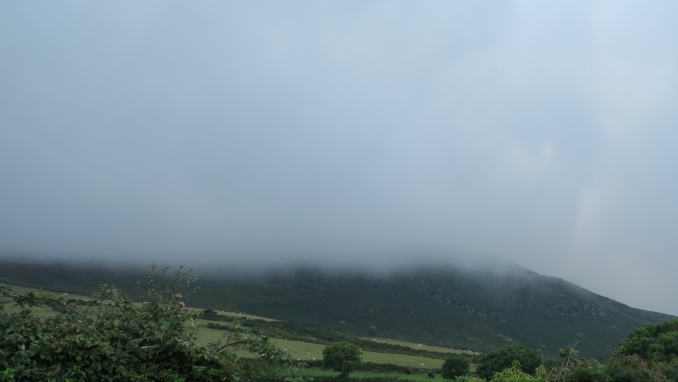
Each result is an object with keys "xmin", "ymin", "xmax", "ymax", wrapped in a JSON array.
[{"xmin": 0, "ymin": 259, "xmax": 672, "ymax": 357}]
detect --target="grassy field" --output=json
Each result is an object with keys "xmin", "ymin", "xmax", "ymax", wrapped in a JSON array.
[
  {"xmin": 298, "ymin": 369, "xmax": 436, "ymax": 381},
  {"xmin": 188, "ymin": 308, "xmax": 277, "ymax": 322},
  {"xmin": 1, "ymin": 282, "xmax": 91, "ymax": 316},
  {"xmin": 4, "ymin": 277, "xmax": 468, "ymax": 379},
  {"xmin": 3, "ymin": 282, "xmax": 447, "ymax": 369},
  {"xmin": 194, "ymin": 307, "xmax": 472, "ymax": 356},
  {"xmin": 196, "ymin": 326, "xmax": 444, "ymax": 369},
  {"xmin": 271, "ymin": 338, "xmax": 444, "ymax": 369},
  {"xmin": 362, "ymin": 336, "xmax": 479, "ymax": 355},
  {"xmin": 1, "ymin": 282, "xmax": 90, "ymax": 300}
]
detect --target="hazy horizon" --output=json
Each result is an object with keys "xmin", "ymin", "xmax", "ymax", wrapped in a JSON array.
[{"xmin": 2, "ymin": 2, "xmax": 678, "ymax": 315}]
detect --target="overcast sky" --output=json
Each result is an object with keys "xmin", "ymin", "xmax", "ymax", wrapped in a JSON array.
[{"xmin": 1, "ymin": 1, "xmax": 678, "ymax": 314}]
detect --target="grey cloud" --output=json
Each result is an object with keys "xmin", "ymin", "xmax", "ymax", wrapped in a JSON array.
[{"xmin": 1, "ymin": 1, "xmax": 678, "ymax": 314}]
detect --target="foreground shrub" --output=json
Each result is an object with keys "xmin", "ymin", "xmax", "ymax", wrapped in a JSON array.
[
  {"xmin": 0, "ymin": 266, "xmax": 304, "ymax": 382},
  {"xmin": 476, "ymin": 344, "xmax": 541, "ymax": 380},
  {"xmin": 553, "ymin": 341, "xmax": 674, "ymax": 382},
  {"xmin": 605, "ymin": 353, "xmax": 671, "ymax": 382},
  {"xmin": 562, "ymin": 365, "xmax": 608, "ymax": 382},
  {"xmin": 660, "ymin": 362, "xmax": 678, "ymax": 382},
  {"xmin": 489, "ymin": 360, "xmax": 546, "ymax": 382},
  {"xmin": 454, "ymin": 377, "xmax": 485, "ymax": 382}
]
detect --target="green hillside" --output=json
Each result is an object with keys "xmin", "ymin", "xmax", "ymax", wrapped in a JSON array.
[
  {"xmin": 199, "ymin": 265, "xmax": 672, "ymax": 358},
  {"xmin": 0, "ymin": 259, "xmax": 672, "ymax": 358}
]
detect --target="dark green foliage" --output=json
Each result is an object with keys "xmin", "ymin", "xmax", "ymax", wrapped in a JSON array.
[
  {"xmin": 441, "ymin": 354, "xmax": 470, "ymax": 379},
  {"xmin": 603, "ymin": 353, "xmax": 672, "ymax": 382},
  {"xmin": 543, "ymin": 359, "xmax": 559, "ymax": 370},
  {"xmin": 619, "ymin": 319, "xmax": 678, "ymax": 362},
  {"xmin": 322, "ymin": 341, "xmax": 362, "ymax": 378},
  {"xmin": 563, "ymin": 366, "xmax": 609, "ymax": 382},
  {"xmin": 352, "ymin": 362, "xmax": 428, "ymax": 375},
  {"xmin": 302, "ymin": 360, "xmax": 431, "ymax": 375},
  {"xmin": 551, "ymin": 341, "xmax": 676, "ymax": 382},
  {"xmin": 660, "ymin": 363, "xmax": 678, "ymax": 382},
  {"xmin": 604, "ymin": 365, "xmax": 648, "ymax": 382},
  {"xmin": 0, "ymin": 266, "xmax": 304, "ymax": 382},
  {"xmin": 310, "ymin": 378, "xmax": 409, "ymax": 382},
  {"xmin": 487, "ymin": 360, "xmax": 547, "ymax": 381},
  {"xmin": 453, "ymin": 377, "xmax": 484, "ymax": 382},
  {"xmin": 551, "ymin": 342, "xmax": 611, "ymax": 382},
  {"xmin": 475, "ymin": 344, "xmax": 541, "ymax": 380}
]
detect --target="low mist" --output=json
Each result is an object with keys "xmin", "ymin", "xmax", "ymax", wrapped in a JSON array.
[{"xmin": 2, "ymin": 2, "xmax": 678, "ymax": 315}]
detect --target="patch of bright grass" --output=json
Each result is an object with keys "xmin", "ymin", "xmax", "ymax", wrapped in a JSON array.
[
  {"xmin": 364, "ymin": 337, "xmax": 480, "ymax": 355},
  {"xmin": 298, "ymin": 369, "xmax": 435, "ymax": 381},
  {"xmin": 196, "ymin": 326, "xmax": 444, "ymax": 369}
]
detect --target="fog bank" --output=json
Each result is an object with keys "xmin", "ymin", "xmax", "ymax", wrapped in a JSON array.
[{"xmin": 1, "ymin": 2, "xmax": 678, "ymax": 315}]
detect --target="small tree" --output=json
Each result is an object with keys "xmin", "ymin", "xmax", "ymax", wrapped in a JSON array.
[
  {"xmin": 322, "ymin": 341, "xmax": 362, "ymax": 378},
  {"xmin": 441, "ymin": 353, "xmax": 470, "ymax": 380},
  {"xmin": 475, "ymin": 344, "xmax": 541, "ymax": 380}
]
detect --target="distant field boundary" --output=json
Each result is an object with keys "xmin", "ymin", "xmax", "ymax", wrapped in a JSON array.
[{"xmin": 0, "ymin": 279, "xmax": 88, "ymax": 297}]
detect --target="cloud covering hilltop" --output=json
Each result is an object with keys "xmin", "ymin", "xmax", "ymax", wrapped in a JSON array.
[{"xmin": 1, "ymin": 2, "xmax": 678, "ymax": 314}]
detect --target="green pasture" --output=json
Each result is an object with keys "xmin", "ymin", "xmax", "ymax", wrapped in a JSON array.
[
  {"xmin": 298, "ymin": 369, "xmax": 437, "ymax": 381},
  {"xmin": 4, "ymin": 279, "xmax": 468, "ymax": 377},
  {"xmin": 187, "ymin": 307, "xmax": 276, "ymax": 322},
  {"xmin": 197, "ymin": 326, "xmax": 445, "ymax": 369},
  {"xmin": 214, "ymin": 310, "xmax": 277, "ymax": 322},
  {"xmin": 363, "ymin": 336, "xmax": 479, "ymax": 355},
  {"xmin": 0, "ymin": 282, "xmax": 90, "ymax": 300},
  {"xmin": 4, "ymin": 281, "xmax": 448, "ymax": 370},
  {"xmin": 195, "ymin": 307, "xmax": 474, "ymax": 356},
  {"xmin": 1, "ymin": 282, "xmax": 91, "ymax": 316}
]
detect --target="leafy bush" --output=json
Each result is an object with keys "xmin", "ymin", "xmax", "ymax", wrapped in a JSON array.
[
  {"xmin": 476, "ymin": 344, "xmax": 541, "ymax": 380},
  {"xmin": 301, "ymin": 360, "xmax": 432, "ymax": 375},
  {"xmin": 310, "ymin": 378, "xmax": 409, "ymax": 382},
  {"xmin": 441, "ymin": 354, "xmax": 470, "ymax": 379},
  {"xmin": 604, "ymin": 353, "xmax": 671, "ymax": 382},
  {"xmin": 453, "ymin": 377, "xmax": 485, "ymax": 382},
  {"xmin": 562, "ymin": 365, "xmax": 608, "ymax": 382},
  {"xmin": 0, "ymin": 266, "xmax": 304, "ymax": 382},
  {"xmin": 322, "ymin": 341, "xmax": 362, "ymax": 378},
  {"xmin": 488, "ymin": 360, "xmax": 546, "ymax": 382},
  {"xmin": 619, "ymin": 319, "xmax": 678, "ymax": 363},
  {"xmin": 660, "ymin": 362, "xmax": 678, "ymax": 382},
  {"xmin": 550, "ymin": 341, "xmax": 675, "ymax": 382}
]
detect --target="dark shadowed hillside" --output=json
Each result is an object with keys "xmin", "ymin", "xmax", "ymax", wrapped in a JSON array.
[{"xmin": 0, "ymin": 259, "xmax": 672, "ymax": 357}]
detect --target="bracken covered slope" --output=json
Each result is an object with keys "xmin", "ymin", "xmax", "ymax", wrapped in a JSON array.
[
  {"xmin": 204, "ymin": 265, "xmax": 672, "ymax": 357},
  {"xmin": 0, "ymin": 260, "xmax": 672, "ymax": 357}
]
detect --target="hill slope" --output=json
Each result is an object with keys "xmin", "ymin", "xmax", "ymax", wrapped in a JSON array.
[{"xmin": 0, "ymin": 259, "xmax": 672, "ymax": 357}]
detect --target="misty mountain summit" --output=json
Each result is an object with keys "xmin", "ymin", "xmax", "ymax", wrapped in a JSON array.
[
  {"xmin": 0, "ymin": 260, "xmax": 671, "ymax": 358},
  {"xmin": 221, "ymin": 263, "xmax": 672, "ymax": 358}
]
